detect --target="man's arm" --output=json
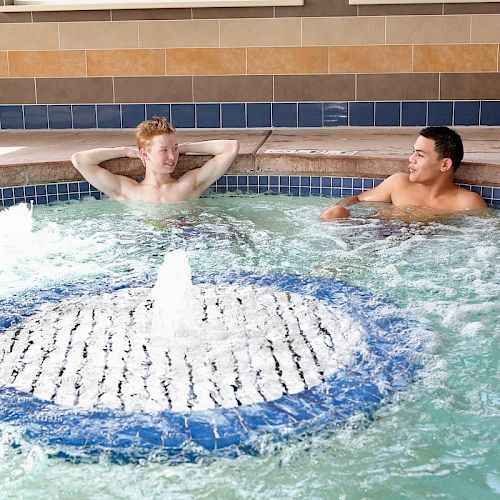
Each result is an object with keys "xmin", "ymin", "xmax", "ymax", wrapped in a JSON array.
[
  {"xmin": 320, "ymin": 172, "xmax": 404, "ymax": 220},
  {"xmin": 177, "ymin": 140, "xmax": 239, "ymax": 196},
  {"xmin": 71, "ymin": 147, "xmax": 141, "ymax": 199}
]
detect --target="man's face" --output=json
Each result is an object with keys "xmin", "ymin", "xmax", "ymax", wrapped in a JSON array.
[
  {"xmin": 408, "ymin": 135, "xmax": 446, "ymax": 184},
  {"xmin": 143, "ymin": 134, "xmax": 179, "ymax": 174}
]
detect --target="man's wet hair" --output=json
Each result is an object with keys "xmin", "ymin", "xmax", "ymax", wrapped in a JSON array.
[
  {"xmin": 136, "ymin": 116, "xmax": 176, "ymax": 150},
  {"xmin": 419, "ymin": 126, "xmax": 464, "ymax": 170}
]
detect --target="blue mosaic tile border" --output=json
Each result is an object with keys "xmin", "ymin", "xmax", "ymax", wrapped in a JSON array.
[
  {"xmin": 1, "ymin": 176, "xmax": 499, "ymax": 208},
  {"xmin": 1, "ymin": 101, "xmax": 500, "ymax": 129}
]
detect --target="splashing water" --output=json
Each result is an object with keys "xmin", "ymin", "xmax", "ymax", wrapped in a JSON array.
[{"xmin": 150, "ymin": 249, "xmax": 198, "ymax": 339}]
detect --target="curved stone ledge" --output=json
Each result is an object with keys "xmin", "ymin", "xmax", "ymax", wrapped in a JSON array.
[{"xmin": 0, "ymin": 127, "xmax": 499, "ymax": 188}]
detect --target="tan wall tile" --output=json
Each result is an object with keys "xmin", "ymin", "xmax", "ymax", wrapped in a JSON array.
[
  {"xmin": 386, "ymin": 15, "xmax": 471, "ymax": 44},
  {"xmin": 166, "ymin": 48, "xmax": 245, "ymax": 75},
  {"xmin": 139, "ymin": 20, "xmax": 219, "ymax": 48},
  {"xmin": 274, "ymin": 74, "xmax": 355, "ymax": 101},
  {"xmin": 87, "ymin": 49, "xmax": 165, "ymax": 76},
  {"xmin": 114, "ymin": 76, "xmax": 193, "ymax": 103},
  {"xmin": 471, "ymin": 15, "xmax": 500, "ymax": 43},
  {"xmin": 414, "ymin": 44, "xmax": 497, "ymax": 72},
  {"xmin": 0, "ymin": 23, "xmax": 59, "ymax": 50},
  {"xmin": 0, "ymin": 77, "xmax": 35, "ymax": 103},
  {"xmin": 248, "ymin": 47, "xmax": 328, "ymax": 74},
  {"xmin": 440, "ymin": 72, "xmax": 500, "ymax": 99},
  {"xmin": 329, "ymin": 45, "xmax": 412, "ymax": 73},
  {"xmin": 36, "ymin": 77, "xmax": 113, "ymax": 103},
  {"xmin": 59, "ymin": 21, "xmax": 138, "ymax": 50},
  {"xmin": 357, "ymin": 73, "xmax": 439, "ymax": 100},
  {"xmin": 193, "ymin": 75, "xmax": 273, "ymax": 102},
  {"xmin": 0, "ymin": 51, "xmax": 7, "ymax": 76},
  {"xmin": 220, "ymin": 18, "xmax": 301, "ymax": 47},
  {"xmin": 9, "ymin": 50, "xmax": 86, "ymax": 77},
  {"xmin": 302, "ymin": 17, "xmax": 385, "ymax": 46}
]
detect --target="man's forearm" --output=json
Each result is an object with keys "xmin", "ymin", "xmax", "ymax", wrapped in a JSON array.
[
  {"xmin": 179, "ymin": 140, "xmax": 238, "ymax": 156},
  {"xmin": 71, "ymin": 147, "xmax": 136, "ymax": 170},
  {"xmin": 338, "ymin": 195, "xmax": 361, "ymax": 207}
]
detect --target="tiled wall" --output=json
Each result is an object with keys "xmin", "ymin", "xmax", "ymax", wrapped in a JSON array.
[{"xmin": 0, "ymin": 0, "xmax": 499, "ymax": 119}]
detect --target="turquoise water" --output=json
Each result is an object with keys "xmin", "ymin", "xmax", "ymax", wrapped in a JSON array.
[{"xmin": 0, "ymin": 195, "xmax": 499, "ymax": 499}]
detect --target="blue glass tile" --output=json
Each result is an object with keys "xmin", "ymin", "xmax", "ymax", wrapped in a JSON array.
[
  {"xmin": 58, "ymin": 194, "xmax": 69, "ymax": 201},
  {"xmin": 122, "ymin": 104, "xmax": 145, "ymax": 128},
  {"xmin": 47, "ymin": 184, "xmax": 57, "ymax": 195},
  {"xmin": 196, "ymin": 104, "xmax": 220, "ymax": 128},
  {"xmin": 97, "ymin": 104, "xmax": 121, "ymax": 128},
  {"xmin": 428, "ymin": 101, "xmax": 453, "ymax": 126},
  {"xmin": 91, "ymin": 192, "xmax": 101, "ymax": 200},
  {"xmin": 258, "ymin": 176, "xmax": 269, "ymax": 186},
  {"xmin": 349, "ymin": 102, "xmax": 374, "ymax": 126},
  {"xmin": 26, "ymin": 196, "xmax": 36, "ymax": 204},
  {"xmin": 300, "ymin": 187, "xmax": 310, "ymax": 196},
  {"xmin": 311, "ymin": 187, "xmax": 320, "ymax": 196},
  {"xmin": 321, "ymin": 187, "xmax": 332, "ymax": 197},
  {"xmin": 48, "ymin": 105, "xmax": 72, "ymax": 129},
  {"xmin": 481, "ymin": 187, "xmax": 492, "ymax": 198},
  {"xmin": 480, "ymin": 101, "xmax": 500, "ymax": 126},
  {"xmin": 454, "ymin": 101, "xmax": 480, "ymax": 126},
  {"xmin": 72, "ymin": 105, "xmax": 96, "ymax": 129},
  {"xmin": 269, "ymin": 185, "xmax": 279, "ymax": 194},
  {"xmin": 4, "ymin": 199, "xmax": 14, "ymax": 207},
  {"xmin": 353, "ymin": 188, "xmax": 362, "ymax": 195},
  {"xmin": 237, "ymin": 176, "xmax": 248, "ymax": 187},
  {"xmin": 278, "ymin": 176, "xmax": 289, "ymax": 187},
  {"xmin": 58, "ymin": 183, "xmax": 68, "ymax": 194},
  {"xmin": 25, "ymin": 186, "xmax": 35, "ymax": 197},
  {"xmin": 290, "ymin": 187, "xmax": 299, "ymax": 196},
  {"xmin": 249, "ymin": 185, "xmax": 258, "ymax": 193},
  {"xmin": 363, "ymin": 178, "xmax": 374, "ymax": 189},
  {"xmin": 14, "ymin": 187, "xmax": 24, "ymax": 197},
  {"xmin": 341, "ymin": 188, "xmax": 353, "ymax": 196},
  {"xmin": 47, "ymin": 195, "xmax": 58, "ymax": 204},
  {"xmin": 342, "ymin": 178, "xmax": 353, "ymax": 188},
  {"xmin": 146, "ymin": 104, "xmax": 170, "ymax": 121},
  {"xmin": 79, "ymin": 181, "xmax": 90, "ymax": 192},
  {"xmin": 270, "ymin": 175, "xmax": 279, "ymax": 186},
  {"xmin": 226, "ymin": 175, "xmax": 237, "ymax": 186},
  {"xmin": 24, "ymin": 105, "xmax": 48, "ymax": 129},
  {"xmin": 217, "ymin": 176, "xmax": 227, "ymax": 188},
  {"xmin": 323, "ymin": 102, "xmax": 347, "ymax": 126},
  {"xmin": 375, "ymin": 102, "xmax": 400, "ymax": 126},
  {"xmin": 171, "ymin": 104, "xmax": 195, "ymax": 128},
  {"xmin": 248, "ymin": 175, "xmax": 258, "ymax": 186},
  {"xmin": 222, "ymin": 103, "xmax": 246, "ymax": 128},
  {"xmin": 332, "ymin": 178, "xmax": 341, "ymax": 188},
  {"xmin": 290, "ymin": 176, "xmax": 300, "ymax": 187},
  {"xmin": 3, "ymin": 187, "xmax": 13, "ymax": 198},
  {"xmin": 14, "ymin": 197, "xmax": 25, "ymax": 204},
  {"xmin": 280, "ymin": 186, "xmax": 289, "ymax": 194},
  {"xmin": 272, "ymin": 103, "xmax": 297, "ymax": 127},
  {"xmin": 493, "ymin": 188, "xmax": 500, "ymax": 199},
  {"xmin": 309, "ymin": 176, "xmax": 319, "ymax": 187},
  {"xmin": 321, "ymin": 177, "xmax": 332, "ymax": 188},
  {"xmin": 401, "ymin": 101, "xmax": 427, "ymax": 126},
  {"xmin": 374, "ymin": 178, "xmax": 383, "ymax": 186},
  {"xmin": 247, "ymin": 103, "xmax": 271, "ymax": 128},
  {"xmin": 36, "ymin": 195, "xmax": 48, "ymax": 204},
  {"xmin": 69, "ymin": 182, "xmax": 79, "ymax": 193},
  {"xmin": 0, "ymin": 106, "xmax": 24, "ymax": 129},
  {"xmin": 69, "ymin": 193, "xmax": 79, "ymax": 200},
  {"xmin": 298, "ymin": 103, "xmax": 322, "ymax": 127},
  {"xmin": 35, "ymin": 185, "xmax": 47, "ymax": 195},
  {"xmin": 471, "ymin": 185, "xmax": 481, "ymax": 194}
]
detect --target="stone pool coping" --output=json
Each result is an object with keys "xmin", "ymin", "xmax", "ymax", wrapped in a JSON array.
[{"xmin": 0, "ymin": 127, "xmax": 499, "ymax": 188}]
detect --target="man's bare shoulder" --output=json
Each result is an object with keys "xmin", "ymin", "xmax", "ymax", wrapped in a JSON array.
[{"xmin": 453, "ymin": 186, "xmax": 488, "ymax": 210}]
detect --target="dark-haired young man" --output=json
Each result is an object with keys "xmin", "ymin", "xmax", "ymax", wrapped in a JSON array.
[
  {"xmin": 71, "ymin": 116, "xmax": 239, "ymax": 204},
  {"xmin": 321, "ymin": 126, "xmax": 487, "ymax": 220}
]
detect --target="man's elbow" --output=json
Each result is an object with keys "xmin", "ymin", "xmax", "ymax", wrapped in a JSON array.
[
  {"xmin": 71, "ymin": 152, "xmax": 83, "ymax": 170},
  {"xmin": 228, "ymin": 139, "xmax": 239, "ymax": 156}
]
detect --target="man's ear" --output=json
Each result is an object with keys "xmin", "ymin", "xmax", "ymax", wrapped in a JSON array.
[
  {"xmin": 139, "ymin": 148, "xmax": 148, "ymax": 162},
  {"xmin": 440, "ymin": 158, "xmax": 453, "ymax": 173}
]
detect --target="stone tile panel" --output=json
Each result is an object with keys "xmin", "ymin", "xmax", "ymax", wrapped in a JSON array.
[
  {"xmin": 36, "ymin": 77, "xmax": 113, "ymax": 104},
  {"xmin": 166, "ymin": 48, "xmax": 246, "ymax": 75},
  {"xmin": 248, "ymin": 47, "xmax": 329, "ymax": 74},
  {"xmin": 357, "ymin": 73, "xmax": 439, "ymax": 101},
  {"xmin": 86, "ymin": 49, "xmax": 165, "ymax": 77},
  {"xmin": 9, "ymin": 50, "xmax": 86, "ymax": 77},
  {"xmin": 193, "ymin": 75, "xmax": 273, "ymax": 102},
  {"xmin": 114, "ymin": 76, "xmax": 193, "ymax": 103}
]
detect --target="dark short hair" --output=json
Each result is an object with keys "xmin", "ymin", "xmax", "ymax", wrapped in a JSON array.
[{"xmin": 419, "ymin": 126, "xmax": 464, "ymax": 170}]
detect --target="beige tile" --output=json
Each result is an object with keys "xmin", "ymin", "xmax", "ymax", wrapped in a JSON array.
[
  {"xmin": 414, "ymin": 44, "xmax": 497, "ymax": 72},
  {"xmin": 357, "ymin": 73, "xmax": 439, "ymax": 100},
  {"xmin": 471, "ymin": 15, "xmax": 500, "ymax": 42},
  {"xmin": 166, "ymin": 48, "xmax": 246, "ymax": 75},
  {"xmin": 302, "ymin": 17, "xmax": 385, "ymax": 46},
  {"xmin": 193, "ymin": 75, "xmax": 273, "ymax": 102},
  {"xmin": 440, "ymin": 72, "xmax": 500, "ymax": 99},
  {"xmin": 220, "ymin": 18, "xmax": 301, "ymax": 47},
  {"xmin": 386, "ymin": 15, "xmax": 471, "ymax": 44},
  {"xmin": 36, "ymin": 77, "xmax": 113, "ymax": 103},
  {"xmin": 274, "ymin": 74, "xmax": 355, "ymax": 101},
  {"xmin": 114, "ymin": 76, "xmax": 193, "ymax": 103},
  {"xmin": 0, "ymin": 51, "xmax": 7, "ymax": 77},
  {"xmin": 0, "ymin": 23, "xmax": 59, "ymax": 50},
  {"xmin": 9, "ymin": 50, "xmax": 86, "ymax": 77},
  {"xmin": 0, "ymin": 77, "xmax": 35, "ymax": 104},
  {"xmin": 329, "ymin": 45, "xmax": 412, "ymax": 73},
  {"xmin": 139, "ymin": 20, "xmax": 219, "ymax": 48},
  {"xmin": 87, "ymin": 49, "xmax": 165, "ymax": 77},
  {"xmin": 248, "ymin": 47, "xmax": 328, "ymax": 74},
  {"xmin": 59, "ymin": 21, "xmax": 138, "ymax": 50}
]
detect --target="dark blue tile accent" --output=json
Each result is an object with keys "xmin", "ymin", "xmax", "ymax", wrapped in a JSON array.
[
  {"xmin": 24, "ymin": 105, "xmax": 48, "ymax": 129},
  {"xmin": 298, "ymin": 103, "xmax": 322, "ymax": 127},
  {"xmin": 374, "ymin": 178, "xmax": 383, "ymax": 186},
  {"xmin": 291, "ymin": 187, "xmax": 299, "ymax": 196},
  {"xmin": 3, "ymin": 187, "xmax": 13, "ymax": 198},
  {"xmin": 14, "ymin": 187, "xmax": 24, "ymax": 197},
  {"xmin": 25, "ymin": 186, "xmax": 35, "ymax": 197},
  {"xmin": 69, "ymin": 193, "xmax": 79, "ymax": 200},
  {"xmin": 122, "ymin": 104, "xmax": 145, "ymax": 128},
  {"xmin": 248, "ymin": 175, "xmax": 258, "ymax": 185},
  {"xmin": 237, "ymin": 176, "xmax": 248, "ymax": 187},
  {"xmin": 332, "ymin": 178, "xmax": 341, "ymax": 188},
  {"xmin": 72, "ymin": 105, "xmax": 96, "ymax": 129},
  {"xmin": 79, "ymin": 181, "xmax": 90, "ymax": 192},
  {"xmin": 36, "ymin": 195, "xmax": 48, "ymax": 204},
  {"xmin": 311, "ymin": 187, "xmax": 320, "ymax": 196},
  {"xmin": 4, "ymin": 199, "xmax": 14, "ymax": 207},
  {"xmin": 300, "ymin": 187, "xmax": 310, "ymax": 196},
  {"xmin": 493, "ymin": 188, "xmax": 500, "ymax": 199},
  {"xmin": 471, "ymin": 185, "xmax": 481, "ymax": 194},
  {"xmin": 321, "ymin": 177, "xmax": 331, "ymax": 188},
  {"xmin": 323, "ymin": 102, "xmax": 347, "ymax": 126},
  {"xmin": 221, "ymin": 103, "xmax": 246, "ymax": 128},
  {"xmin": 311, "ymin": 176, "xmax": 320, "ymax": 187},
  {"xmin": 481, "ymin": 187, "xmax": 492, "ymax": 198},
  {"xmin": 349, "ymin": 102, "xmax": 374, "ymax": 126},
  {"xmin": 363, "ymin": 178, "xmax": 374, "ymax": 189},
  {"xmin": 226, "ymin": 175, "xmax": 237, "ymax": 186},
  {"xmin": 36, "ymin": 185, "xmax": 47, "ymax": 195},
  {"xmin": 341, "ymin": 188, "xmax": 353, "ymax": 196},
  {"xmin": 290, "ymin": 176, "xmax": 299, "ymax": 187},
  {"xmin": 97, "ymin": 104, "xmax": 121, "ymax": 128},
  {"xmin": 58, "ymin": 193, "xmax": 69, "ymax": 201},
  {"xmin": 171, "ymin": 104, "xmax": 195, "ymax": 128},
  {"xmin": 196, "ymin": 104, "xmax": 220, "ymax": 128},
  {"xmin": 428, "ymin": 101, "xmax": 453, "ymax": 126},
  {"xmin": 300, "ymin": 177, "xmax": 310, "ymax": 187},
  {"xmin": 401, "ymin": 101, "xmax": 427, "ymax": 126},
  {"xmin": 69, "ymin": 183, "xmax": 79, "ymax": 193},
  {"xmin": 480, "ymin": 101, "xmax": 500, "ymax": 126},
  {"xmin": 270, "ymin": 175, "xmax": 279, "ymax": 186},
  {"xmin": 272, "ymin": 103, "xmax": 297, "ymax": 127},
  {"xmin": 248, "ymin": 185, "xmax": 258, "ymax": 193},
  {"xmin": 217, "ymin": 176, "xmax": 227, "ymax": 188},
  {"xmin": 353, "ymin": 178, "xmax": 362, "ymax": 188},
  {"xmin": 280, "ymin": 186, "xmax": 289, "ymax": 194},
  {"xmin": 342, "ymin": 178, "xmax": 353, "ymax": 188},
  {"xmin": 47, "ymin": 184, "xmax": 57, "ymax": 195},
  {"xmin": 0, "ymin": 106, "xmax": 24, "ymax": 129},
  {"xmin": 48, "ymin": 105, "xmax": 72, "ymax": 129},
  {"xmin": 48, "ymin": 195, "xmax": 58, "ymax": 203},
  {"xmin": 247, "ymin": 103, "xmax": 271, "ymax": 128},
  {"xmin": 353, "ymin": 188, "xmax": 362, "ymax": 195},
  {"xmin": 258, "ymin": 176, "xmax": 269, "ymax": 187},
  {"xmin": 375, "ymin": 102, "xmax": 400, "ymax": 126},
  {"xmin": 58, "ymin": 183, "xmax": 68, "ymax": 194},
  {"xmin": 146, "ymin": 104, "xmax": 170, "ymax": 121},
  {"xmin": 454, "ymin": 101, "xmax": 480, "ymax": 126}
]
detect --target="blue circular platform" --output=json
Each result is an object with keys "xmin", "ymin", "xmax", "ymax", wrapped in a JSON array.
[{"xmin": 0, "ymin": 272, "xmax": 427, "ymax": 463}]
